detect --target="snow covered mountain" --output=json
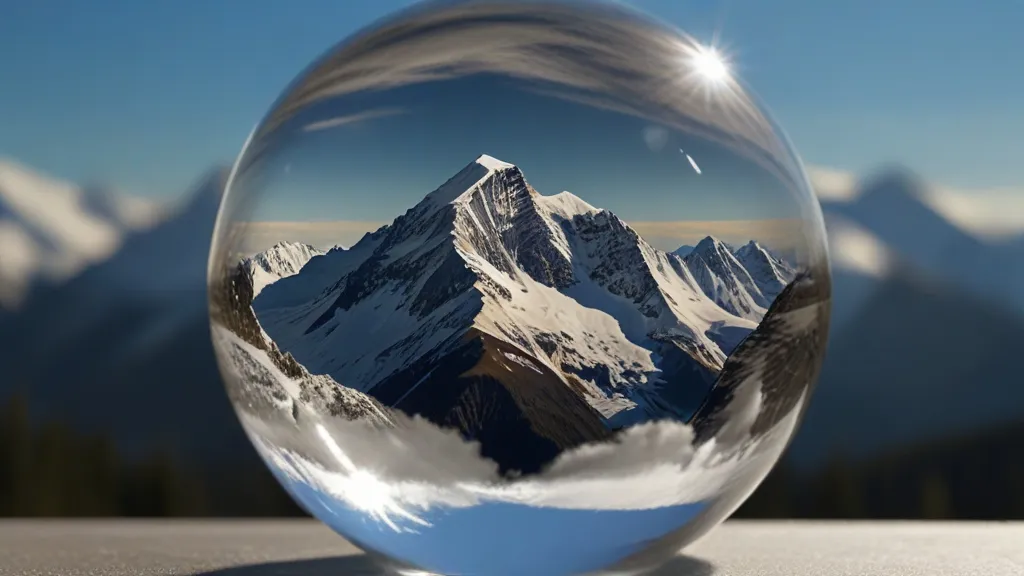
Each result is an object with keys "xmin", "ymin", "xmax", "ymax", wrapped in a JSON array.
[
  {"xmin": 667, "ymin": 239, "xmax": 796, "ymax": 322},
  {"xmin": 250, "ymin": 154, "xmax": 788, "ymax": 473},
  {"xmin": 8, "ymin": 153, "xmax": 1022, "ymax": 478},
  {"xmin": 692, "ymin": 268, "xmax": 830, "ymax": 448},
  {"xmin": 243, "ymin": 241, "xmax": 325, "ymax": 298},
  {"xmin": 812, "ymin": 166, "xmax": 1024, "ymax": 319},
  {"xmin": 211, "ymin": 260, "xmax": 393, "ymax": 429},
  {"xmin": 253, "ymin": 241, "xmax": 381, "ymax": 312},
  {"xmin": 672, "ymin": 245, "xmax": 695, "ymax": 258},
  {"xmin": 681, "ymin": 237, "xmax": 770, "ymax": 322},
  {"xmin": 0, "ymin": 159, "xmax": 166, "ymax": 308},
  {"xmin": 683, "ymin": 237, "xmax": 764, "ymax": 320},
  {"xmin": 733, "ymin": 240, "xmax": 796, "ymax": 304},
  {"xmin": 0, "ymin": 166, "xmax": 256, "ymax": 463},
  {"xmin": 780, "ymin": 165, "xmax": 1024, "ymax": 468}
]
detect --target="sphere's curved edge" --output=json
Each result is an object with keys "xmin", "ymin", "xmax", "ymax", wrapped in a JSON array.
[
  {"xmin": 206, "ymin": 1, "xmax": 832, "ymax": 574},
  {"xmin": 206, "ymin": 125, "xmax": 258, "ymax": 288},
  {"xmin": 207, "ymin": 267, "xmax": 829, "ymax": 572},
  {"xmin": 240, "ymin": 0, "xmax": 801, "ymax": 197}
]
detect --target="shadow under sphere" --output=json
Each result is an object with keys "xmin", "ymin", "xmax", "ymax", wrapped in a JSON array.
[
  {"xmin": 207, "ymin": 1, "xmax": 831, "ymax": 575},
  {"xmin": 195, "ymin": 554, "xmax": 718, "ymax": 576}
]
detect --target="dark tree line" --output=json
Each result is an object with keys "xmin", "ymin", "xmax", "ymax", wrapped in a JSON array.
[
  {"xmin": 0, "ymin": 260, "xmax": 310, "ymax": 518},
  {"xmin": 0, "ymin": 393, "xmax": 303, "ymax": 517},
  {"xmin": 735, "ymin": 421, "xmax": 1024, "ymax": 520},
  {"xmin": 3, "ymin": 384, "xmax": 1023, "ymax": 518}
]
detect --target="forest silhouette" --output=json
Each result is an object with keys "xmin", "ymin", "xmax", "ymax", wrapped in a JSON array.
[{"xmin": 2, "ymin": 392, "xmax": 1022, "ymax": 519}]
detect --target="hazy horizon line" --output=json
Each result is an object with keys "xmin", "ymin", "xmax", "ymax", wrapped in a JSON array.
[{"xmin": 236, "ymin": 217, "xmax": 807, "ymax": 256}]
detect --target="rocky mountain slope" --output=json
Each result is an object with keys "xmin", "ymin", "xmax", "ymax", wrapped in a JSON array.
[
  {"xmin": 250, "ymin": 154, "xmax": 790, "ymax": 472},
  {"xmin": 243, "ymin": 241, "xmax": 324, "ymax": 298}
]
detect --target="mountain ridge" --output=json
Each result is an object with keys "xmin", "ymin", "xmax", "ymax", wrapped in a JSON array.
[
  {"xmin": 0, "ymin": 158, "xmax": 168, "ymax": 308},
  {"xmin": 7, "ymin": 154, "xmax": 1022, "ymax": 476},
  {"xmin": 246, "ymin": 154, "xmax": 795, "ymax": 471},
  {"xmin": 243, "ymin": 241, "xmax": 324, "ymax": 298},
  {"xmin": 815, "ymin": 165, "xmax": 1024, "ymax": 318}
]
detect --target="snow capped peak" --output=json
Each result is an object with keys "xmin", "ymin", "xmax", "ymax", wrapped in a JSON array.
[
  {"xmin": 249, "ymin": 157, "xmax": 789, "ymax": 442},
  {"xmin": 738, "ymin": 239, "xmax": 761, "ymax": 252},
  {"xmin": 244, "ymin": 241, "xmax": 325, "ymax": 297},
  {"xmin": 424, "ymin": 154, "xmax": 520, "ymax": 207},
  {"xmin": 692, "ymin": 235, "xmax": 729, "ymax": 255},
  {"xmin": 734, "ymin": 240, "xmax": 769, "ymax": 264},
  {"xmin": 78, "ymin": 183, "xmax": 166, "ymax": 230},
  {"xmin": 421, "ymin": 156, "xmax": 600, "ymax": 224},
  {"xmin": 732, "ymin": 239, "xmax": 796, "ymax": 304},
  {"xmin": 423, "ymin": 157, "xmax": 600, "ymax": 226},
  {"xmin": 683, "ymin": 235, "xmax": 771, "ymax": 320},
  {"xmin": 734, "ymin": 240, "xmax": 784, "ymax": 270},
  {"xmin": 0, "ymin": 158, "xmax": 169, "ymax": 308},
  {"xmin": 474, "ymin": 154, "xmax": 515, "ymax": 171},
  {"xmin": 735, "ymin": 240, "xmax": 791, "ymax": 269},
  {"xmin": 254, "ymin": 240, "xmax": 321, "ymax": 263},
  {"xmin": 536, "ymin": 190, "xmax": 599, "ymax": 220},
  {"xmin": 672, "ymin": 244, "xmax": 695, "ymax": 258}
]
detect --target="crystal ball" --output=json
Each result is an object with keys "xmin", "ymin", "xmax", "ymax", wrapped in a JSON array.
[{"xmin": 208, "ymin": 1, "xmax": 831, "ymax": 574}]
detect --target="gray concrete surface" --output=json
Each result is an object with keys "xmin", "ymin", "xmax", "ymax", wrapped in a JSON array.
[{"xmin": 0, "ymin": 520, "xmax": 1021, "ymax": 575}]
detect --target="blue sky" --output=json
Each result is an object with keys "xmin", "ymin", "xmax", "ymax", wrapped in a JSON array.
[
  {"xmin": 232, "ymin": 66, "xmax": 815, "ymax": 251},
  {"xmin": 1, "ymin": 0, "xmax": 1021, "ymax": 201},
  {"xmin": 244, "ymin": 74, "xmax": 798, "ymax": 214}
]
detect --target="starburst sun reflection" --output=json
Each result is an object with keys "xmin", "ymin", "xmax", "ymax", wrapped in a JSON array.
[{"xmin": 691, "ymin": 45, "xmax": 730, "ymax": 84}]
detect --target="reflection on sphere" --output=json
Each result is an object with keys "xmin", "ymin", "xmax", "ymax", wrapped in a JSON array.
[{"xmin": 208, "ymin": 1, "xmax": 831, "ymax": 575}]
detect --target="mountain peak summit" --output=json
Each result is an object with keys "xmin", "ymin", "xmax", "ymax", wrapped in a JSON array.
[
  {"xmin": 425, "ymin": 154, "xmax": 520, "ymax": 207},
  {"xmin": 242, "ymin": 154, "xmax": 808, "ymax": 473},
  {"xmin": 474, "ymin": 154, "xmax": 515, "ymax": 171},
  {"xmin": 734, "ymin": 240, "xmax": 767, "ymax": 260},
  {"xmin": 694, "ymin": 235, "xmax": 727, "ymax": 253},
  {"xmin": 245, "ymin": 241, "xmax": 324, "ymax": 298}
]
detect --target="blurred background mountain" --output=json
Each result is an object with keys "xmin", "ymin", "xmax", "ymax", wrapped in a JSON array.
[{"xmin": 2, "ymin": 0, "xmax": 1023, "ymax": 519}]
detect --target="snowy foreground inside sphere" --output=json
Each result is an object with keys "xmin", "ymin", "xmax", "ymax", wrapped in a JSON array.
[{"xmin": 208, "ymin": 1, "xmax": 832, "ymax": 574}]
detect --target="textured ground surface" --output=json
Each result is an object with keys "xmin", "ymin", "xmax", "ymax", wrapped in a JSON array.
[{"xmin": 1, "ymin": 520, "xmax": 1022, "ymax": 575}]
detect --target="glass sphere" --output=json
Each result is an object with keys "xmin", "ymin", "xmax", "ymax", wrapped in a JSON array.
[{"xmin": 208, "ymin": 1, "xmax": 831, "ymax": 574}]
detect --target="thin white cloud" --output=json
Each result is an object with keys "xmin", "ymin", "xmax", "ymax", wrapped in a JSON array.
[
  {"xmin": 219, "ymin": 307, "xmax": 812, "ymax": 532},
  {"xmin": 242, "ymin": 394, "xmax": 800, "ymax": 519},
  {"xmin": 302, "ymin": 107, "xmax": 407, "ymax": 132}
]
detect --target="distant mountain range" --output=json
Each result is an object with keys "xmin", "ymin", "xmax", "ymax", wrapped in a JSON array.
[
  {"xmin": 231, "ymin": 154, "xmax": 796, "ymax": 473},
  {"xmin": 816, "ymin": 167, "xmax": 1024, "ymax": 323},
  {"xmin": 671, "ymin": 245, "xmax": 694, "ymax": 258},
  {"xmin": 791, "ymin": 167, "xmax": 1024, "ymax": 466},
  {"xmin": 0, "ymin": 162, "xmax": 242, "ymax": 463},
  {"xmin": 243, "ymin": 241, "xmax": 325, "ymax": 298},
  {"xmin": 0, "ymin": 160, "xmax": 165, "ymax": 308},
  {"xmin": 1, "ymin": 155, "xmax": 1022, "ymax": 473}
]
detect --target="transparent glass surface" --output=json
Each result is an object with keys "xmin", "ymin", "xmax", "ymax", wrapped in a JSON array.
[{"xmin": 208, "ymin": 1, "xmax": 832, "ymax": 574}]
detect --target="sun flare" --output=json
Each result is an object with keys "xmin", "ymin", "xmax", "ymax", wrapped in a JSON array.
[{"xmin": 691, "ymin": 45, "xmax": 730, "ymax": 83}]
